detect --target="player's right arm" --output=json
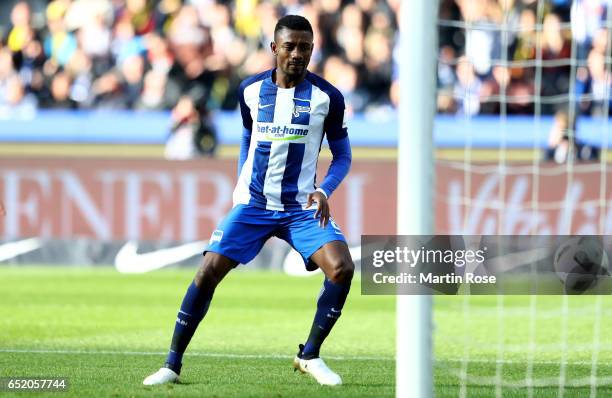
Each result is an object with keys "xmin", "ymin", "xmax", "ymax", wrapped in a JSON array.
[{"xmin": 237, "ymin": 80, "xmax": 253, "ymax": 178}]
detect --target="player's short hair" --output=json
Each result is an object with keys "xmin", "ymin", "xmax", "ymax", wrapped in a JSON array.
[{"xmin": 274, "ymin": 15, "xmax": 313, "ymax": 39}]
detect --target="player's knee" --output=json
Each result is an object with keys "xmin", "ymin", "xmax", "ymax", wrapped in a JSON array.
[
  {"xmin": 195, "ymin": 257, "xmax": 227, "ymax": 288},
  {"xmin": 195, "ymin": 264, "xmax": 221, "ymax": 288},
  {"xmin": 329, "ymin": 260, "xmax": 354, "ymax": 285}
]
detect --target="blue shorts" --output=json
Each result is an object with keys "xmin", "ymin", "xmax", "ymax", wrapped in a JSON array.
[{"xmin": 205, "ymin": 204, "xmax": 346, "ymax": 268}]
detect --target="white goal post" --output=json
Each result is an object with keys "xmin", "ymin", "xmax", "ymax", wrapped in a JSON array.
[{"xmin": 396, "ymin": 0, "xmax": 438, "ymax": 397}]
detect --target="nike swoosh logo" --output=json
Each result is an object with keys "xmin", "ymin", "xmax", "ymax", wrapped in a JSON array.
[
  {"xmin": 258, "ymin": 103, "xmax": 274, "ymax": 109},
  {"xmin": 114, "ymin": 241, "xmax": 206, "ymax": 274},
  {"xmin": 0, "ymin": 238, "xmax": 42, "ymax": 262}
]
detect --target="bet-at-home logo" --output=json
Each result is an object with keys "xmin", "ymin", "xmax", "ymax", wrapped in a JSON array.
[{"xmin": 257, "ymin": 124, "xmax": 309, "ymax": 141}]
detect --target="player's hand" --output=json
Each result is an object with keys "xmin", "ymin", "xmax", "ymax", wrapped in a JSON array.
[{"xmin": 307, "ymin": 191, "xmax": 329, "ymax": 227}]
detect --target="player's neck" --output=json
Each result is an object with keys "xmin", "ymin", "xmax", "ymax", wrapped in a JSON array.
[{"xmin": 272, "ymin": 69, "xmax": 306, "ymax": 89}]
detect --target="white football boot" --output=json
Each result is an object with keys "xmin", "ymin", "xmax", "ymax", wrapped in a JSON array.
[
  {"xmin": 293, "ymin": 345, "xmax": 342, "ymax": 386},
  {"xmin": 142, "ymin": 368, "xmax": 180, "ymax": 386}
]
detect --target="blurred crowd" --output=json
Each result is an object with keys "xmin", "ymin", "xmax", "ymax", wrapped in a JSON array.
[
  {"xmin": 1, "ymin": 0, "xmax": 610, "ymax": 139},
  {"xmin": 0, "ymin": 0, "xmax": 399, "ymax": 118},
  {"xmin": 0, "ymin": 0, "xmax": 401, "ymax": 157},
  {"xmin": 439, "ymin": 0, "xmax": 612, "ymax": 117}
]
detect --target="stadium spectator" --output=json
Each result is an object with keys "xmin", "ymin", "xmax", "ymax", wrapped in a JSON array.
[
  {"xmin": 540, "ymin": 12, "xmax": 571, "ymax": 112},
  {"xmin": 583, "ymin": 49, "xmax": 612, "ymax": 117},
  {"xmin": 437, "ymin": 46, "xmax": 456, "ymax": 113},
  {"xmin": 144, "ymin": 33, "xmax": 173, "ymax": 73},
  {"xmin": 453, "ymin": 56, "xmax": 482, "ymax": 115},
  {"xmin": 590, "ymin": 27, "xmax": 609, "ymax": 56},
  {"xmin": 44, "ymin": 1, "xmax": 77, "ymax": 67},
  {"xmin": 64, "ymin": 49, "xmax": 94, "ymax": 106},
  {"xmin": 322, "ymin": 55, "xmax": 360, "ymax": 113},
  {"xmin": 6, "ymin": 1, "xmax": 34, "ymax": 53},
  {"xmin": 90, "ymin": 68, "xmax": 125, "ymax": 109},
  {"xmin": 362, "ymin": 30, "xmax": 393, "ymax": 109},
  {"xmin": 135, "ymin": 69, "xmax": 172, "ymax": 111},
  {"xmin": 0, "ymin": 47, "xmax": 16, "ymax": 86},
  {"xmin": 165, "ymin": 94, "xmax": 216, "ymax": 159},
  {"xmin": 544, "ymin": 109, "xmax": 599, "ymax": 163},
  {"xmin": 111, "ymin": 17, "xmax": 146, "ymax": 66},
  {"xmin": 0, "ymin": 74, "xmax": 37, "ymax": 119},
  {"xmin": 165, "ymin": 95, "xmax": 200, "ymax": 160},
  {"xmin": 479, "ymin": 65, "xmax": 505, "ymax": 114},
  {"xmin": 121, "ymin": 0, "xmax": 156, "ymax": 36},
  {"xmin": 456, "ymin": 0, "xmax": 499, "ymax": 76},
  {"xmin": 510, "ymin": 8, "xmax": 537, "ymax": 75},
  {"xmin": 336, "ymin": 4, "xmax": 365, "ymax": 66},
  {"xmin": 119, "ymin": 54, "xmax": 146, "ymax": 108},
  {"xmin": 43, "ymin": 69, "xmax": 77, "ymax": 109},
  {"xmin": 17, "ymin": 36, "xmax": 46, "ymax": 97},
  {"xmin": 571, "ymin": 0, "xmax": 607, "ymax": 59},
  {"xmin": 69, "ymin": 0, "xmax": 113, "ymax": 75}
]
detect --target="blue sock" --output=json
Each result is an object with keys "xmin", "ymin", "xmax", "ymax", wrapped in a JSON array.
[
  {"xmin": 302, "ymin": 278, "xmax": 351, "ymax": 359},
  {"xmin": 165, "ymin": 281, "xmax": 213, "ymax": 373}
]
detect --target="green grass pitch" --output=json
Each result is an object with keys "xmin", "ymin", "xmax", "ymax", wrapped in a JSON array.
[{"xmin": 2, "ymin": 266, "xmax": 612, "ymax": 397}]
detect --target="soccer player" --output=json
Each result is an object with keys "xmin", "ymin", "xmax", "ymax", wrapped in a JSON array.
[{"xmin": 144, "ymin": 15, "xmax": 353, "ymax": 387}]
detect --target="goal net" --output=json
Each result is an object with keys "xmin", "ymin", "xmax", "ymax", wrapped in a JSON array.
[{"xmin": 432, "ymin": 0, "xmax": 612, "ymax": 397}]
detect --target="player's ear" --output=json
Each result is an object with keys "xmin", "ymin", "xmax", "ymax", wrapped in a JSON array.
[{"xmin": 271, "ymin": 41, "xmax": 277, "ymax": 56}]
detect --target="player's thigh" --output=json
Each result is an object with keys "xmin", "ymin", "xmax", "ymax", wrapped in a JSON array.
[
  {"xmin": 205, "ymin": 204, "xmax": 275, "ymax": 266},
  {"xmin": 278, "ymin": 210, "xmax": 351, "ymax": 277},
  {"xmin": 310, "ymin": 240, "xmax": 354, "ymax": 284},
  {"xmin": 309, "ymin": 239, "xmax": 353, "ymax": 269}
]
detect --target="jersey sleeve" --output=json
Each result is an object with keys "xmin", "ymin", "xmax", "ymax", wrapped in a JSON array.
[
  {"xmin": 319, "ymin": 136, "xmax": 352, "ymax": 198},
  {"xmin": 239, "ymin": 80, "xmax": 253, "ymax": 131},
  {"xmin": 323, "ymin": 89, "xmax": 348, "ymax": 141},
  {"xmin": 238, "ymin": 80, "xmax": 253, "ymax": 176}
]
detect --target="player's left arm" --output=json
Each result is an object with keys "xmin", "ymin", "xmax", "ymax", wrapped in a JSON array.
[
  {"xmin": 307, "ymin": 89, "xmax": 352, "ymax": 227},
  {"xmin": 237, "ymin": 80, "xmax": 253, "ymax": 178}
]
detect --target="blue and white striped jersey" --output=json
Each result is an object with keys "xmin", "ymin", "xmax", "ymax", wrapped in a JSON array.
[{"xmin": 233, "ymin": 69, "xmax": 348, "ymax": 211}]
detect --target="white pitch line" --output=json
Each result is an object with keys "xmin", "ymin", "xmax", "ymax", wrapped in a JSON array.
[
  {"xmin": 441, "ymin": 358, "xmax": 606, "ymax": 366},
  {"xmin": 0, "ymin": 348, "xmax": 393, "ymax": 361},
  {"xmin": 2, "ymin": 348, "xmax": 610, "ymax": 367},
  {"xmin": 448, "ymin": 372, "xmax": 612, "ymax": 388}
]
